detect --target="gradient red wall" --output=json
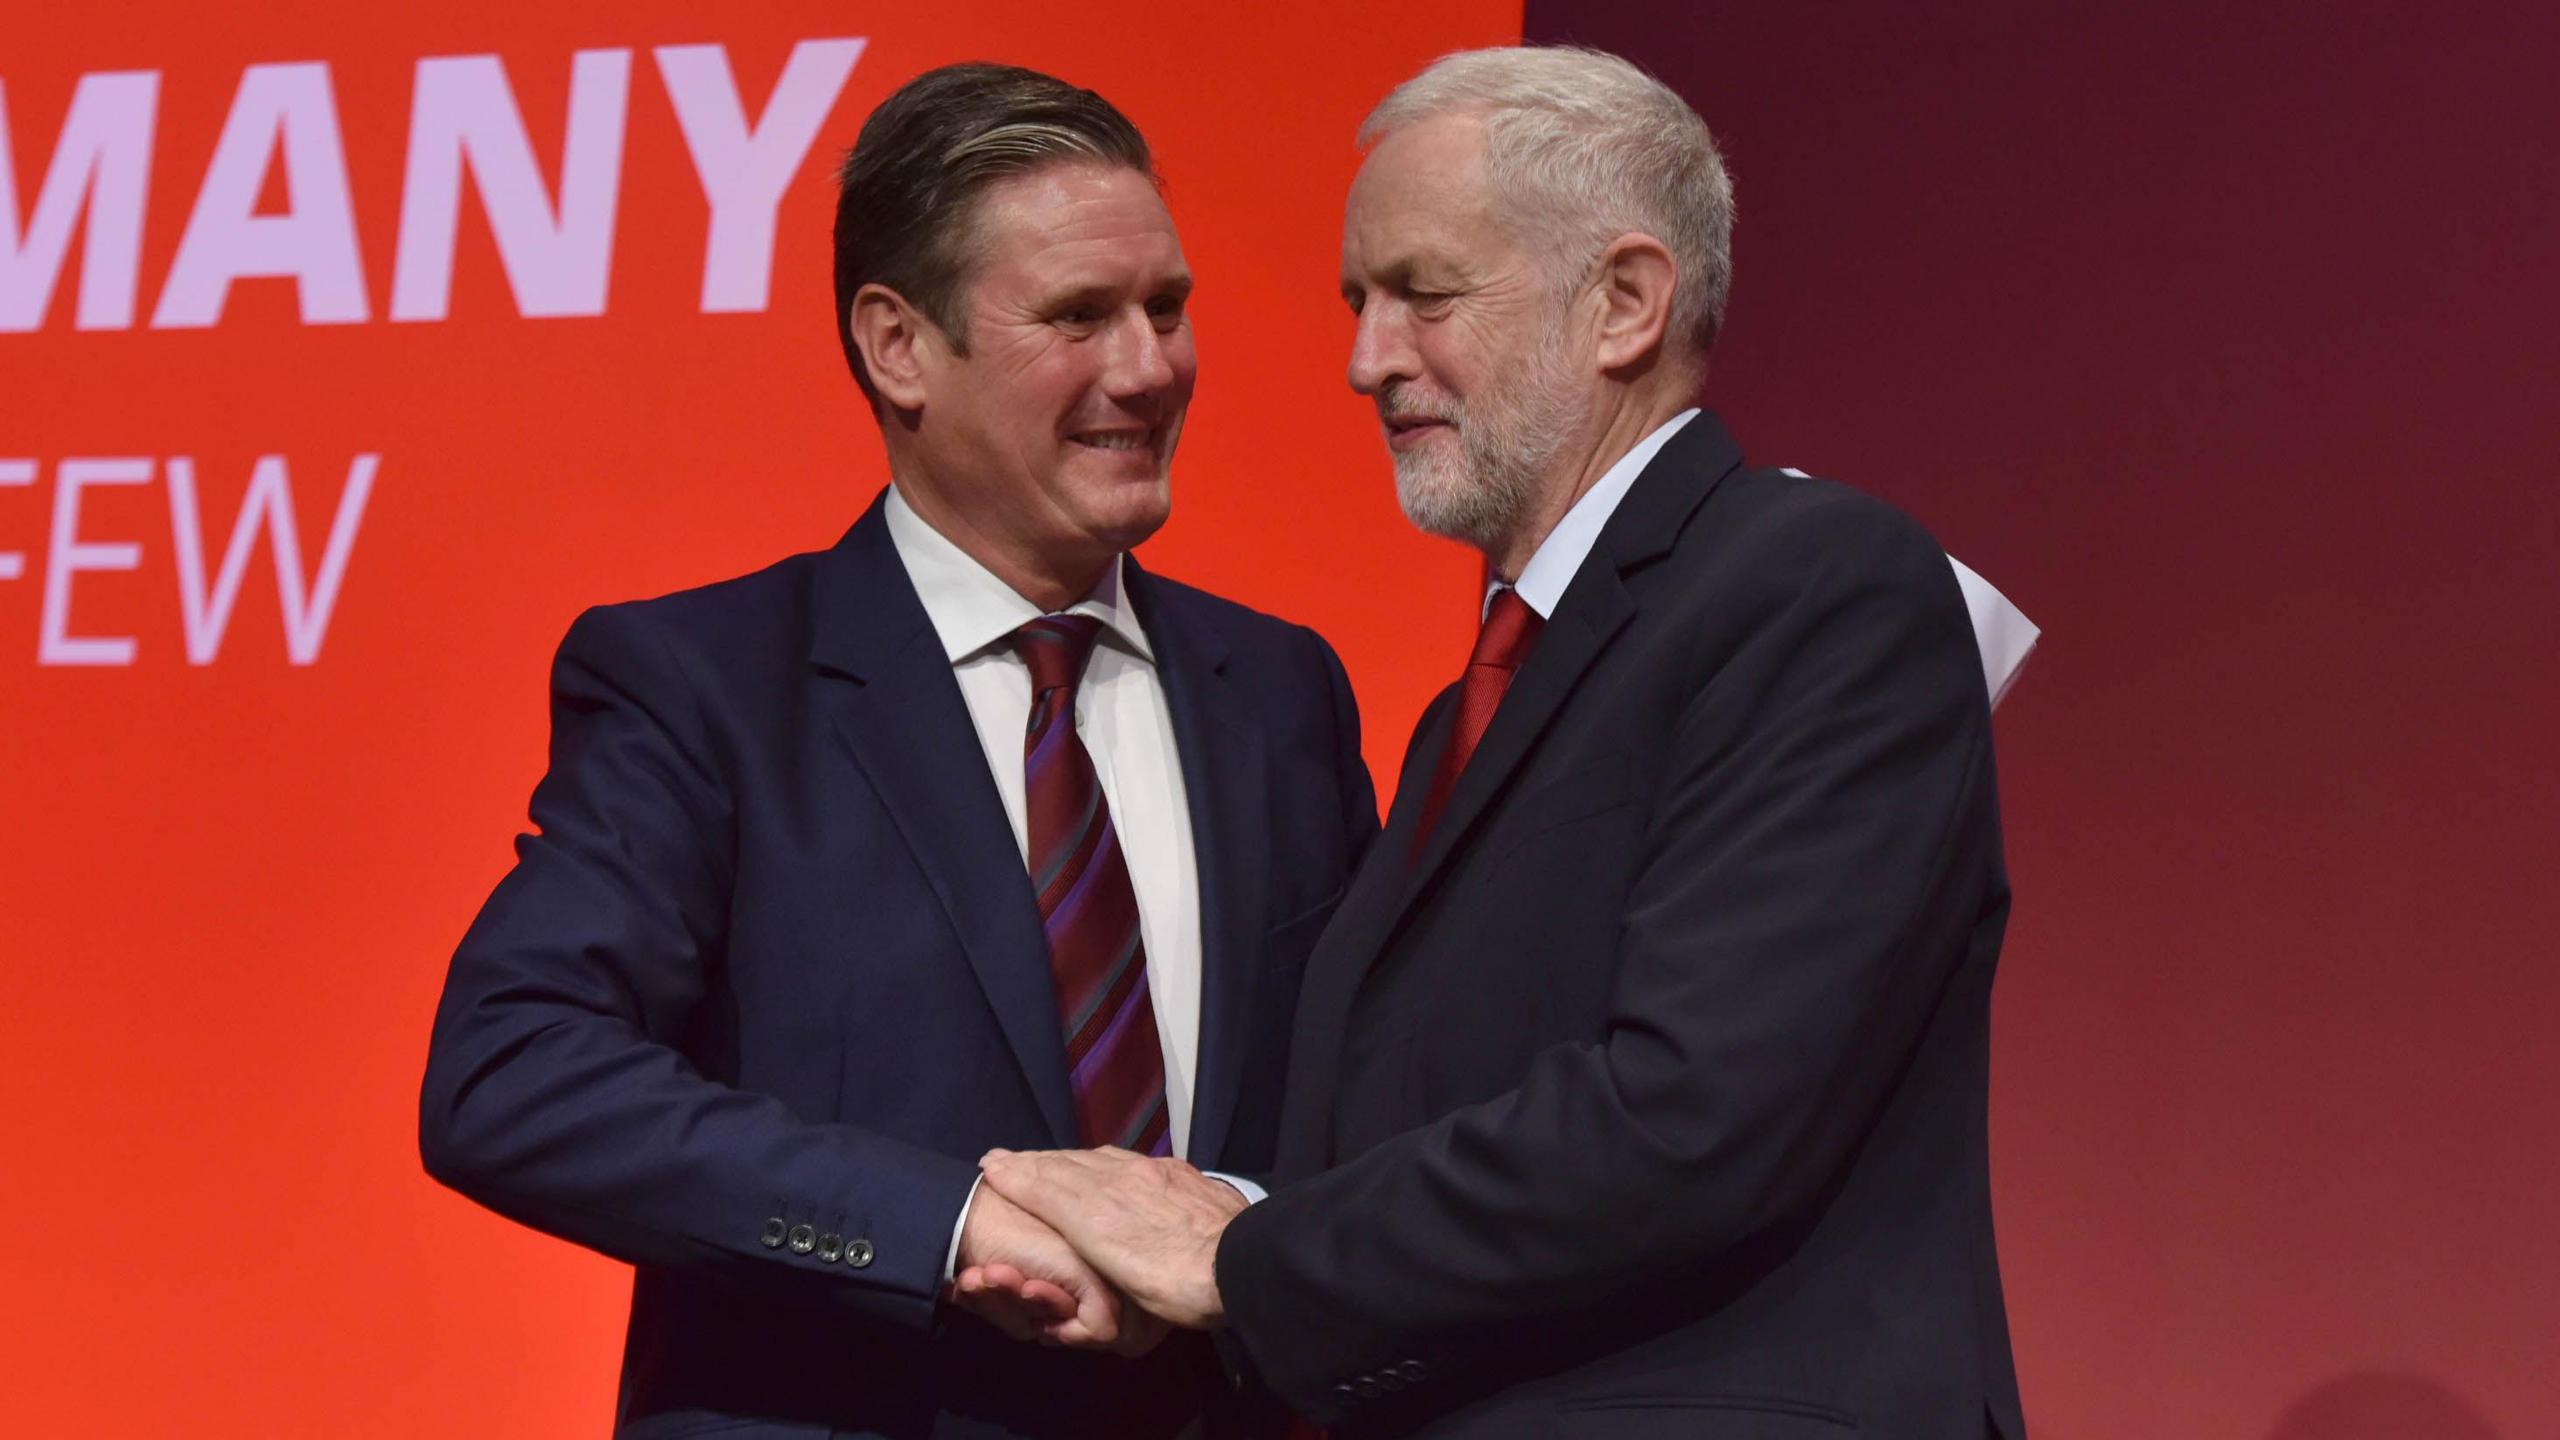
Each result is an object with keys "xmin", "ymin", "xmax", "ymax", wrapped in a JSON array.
[
  {"xmin": 0, "ymin": 4, "xmax": 1510, "ymax": 1433},
  {"xmin": 9, "ymin": 1, "xmax": 2553, "ymax": 1435},
  {"xmin": 1524, "ymin": 3, "xmax": 2560, "ymax": 1435}
]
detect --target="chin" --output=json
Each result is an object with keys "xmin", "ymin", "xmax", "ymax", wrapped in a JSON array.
[
  {"xmin": 1081, "ymin": 483, "xmax": 1173, "ymax": 552},
  {"xmin": 1394, "ymin": 455, "xmax": 1478, "ymax": 536}
]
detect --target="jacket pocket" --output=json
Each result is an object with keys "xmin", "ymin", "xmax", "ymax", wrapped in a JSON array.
[
  {"xmin": 1265, "ymin": 882, "xmax": 1345, "ymax": 973},
  {"xmin": 1550, "ymin": 1392, "xmax": 1858, "ymax": 1438},
  {"xmin": 1501, "ymin": 751, "xmax": 1634, "ymax": 836}
]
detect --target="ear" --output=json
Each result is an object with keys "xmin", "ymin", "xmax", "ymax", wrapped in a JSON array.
[
  {"xmin": 1588, "ymin": 232, "xmax": 1679, "ymax": 375},
  {"xmin": 848, "ymin": 283, "xmax": 950, "ymax": 412}
]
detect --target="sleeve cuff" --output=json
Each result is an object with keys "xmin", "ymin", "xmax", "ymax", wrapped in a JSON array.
[
  {"xmin": 943, "ymin": 1173, "xmax": 983, "ymax": 1283},
  {"xmin": 1204, "ymin": 1170, "xmax": 1267, "ymax": 1205}
]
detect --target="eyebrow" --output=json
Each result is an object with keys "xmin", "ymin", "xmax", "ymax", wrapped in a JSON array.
[
  {"xmin": 1341, "ymin": 257, "xmax": 1438, "ymax": 303},
  {"xmin": 1041, "ymin": 271, "xmax": 1194, "ymax": 311}
]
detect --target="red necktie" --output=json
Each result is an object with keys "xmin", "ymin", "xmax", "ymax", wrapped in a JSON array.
[
  {"xmin": 1009, "ymin": 615, "xmax": 1170, "ymax": 1156},
  {"xmin": 1410, "ymin": 588, "xmax": 1544, "ymax": 860}
]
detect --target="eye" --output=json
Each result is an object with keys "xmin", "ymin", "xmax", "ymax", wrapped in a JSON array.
[
  {"xmin": 1057, "ymin": 304, "xmax": 1106, "ymax": 328},
  {"xmin": 1146, "ymin": 294, "xmax": 1187, "ymax": 328}
]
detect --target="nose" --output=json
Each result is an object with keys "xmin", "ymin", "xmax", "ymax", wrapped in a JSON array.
[
  {"xmin": 1101, "ymin": 307, "xmax": 1181, "ymax": 403},
  {"xmin": 1346, "ymin": 301, "xmax": 1413, "ymax": 397}
]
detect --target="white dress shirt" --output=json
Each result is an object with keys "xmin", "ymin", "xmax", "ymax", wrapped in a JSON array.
[
  {"xmin": 886, "ymin": 487, "xmax": 1237, "ymax": 1277},
  {"xmin": 883, "ymin": 486, "xmax": 1205, "ymax": 1152},
  {"xmin": 1500, "ymin": 410, "xmax": 2040, "ymax": 706}
]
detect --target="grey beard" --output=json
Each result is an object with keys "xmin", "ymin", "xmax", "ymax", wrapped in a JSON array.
[{"xmin": 1389, "ymin": 333, "xmax": 1582, "ymax": 553}]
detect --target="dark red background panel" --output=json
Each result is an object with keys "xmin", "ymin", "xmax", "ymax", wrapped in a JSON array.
[{"xmin": 1522, "ymin": 2, "xmax": 2560, "ymax": 1434}]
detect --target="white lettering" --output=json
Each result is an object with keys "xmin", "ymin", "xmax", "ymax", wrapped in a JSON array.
[
  {"xmin": 0, "ymin": 458, "xmax": 32, "ymax": 582},
  {"xmin": 167, "ymin": 453, "xmax": 377, "ymax": 664},
  {"xmin": 656, "ymin": 38, "xmax": 864, "ymax": 313},
  {"xmin": 390, "ymin": 50, "xmax": 632, "ymax": 321},
  {"xmin": 40, "ymin": 457, "xmax": 151, "ymax": 665},
  {"xmin": 152, "ymin": 63, "xmax": 368, "ymax": 328},
  {"xmin": 0, "ymin": 71, "xmax": 159, "ymax": 331}
]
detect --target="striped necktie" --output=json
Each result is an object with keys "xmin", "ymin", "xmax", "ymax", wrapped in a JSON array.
[{"xmin": 1009, "ymin": 614, "xmax": 1172, "ymax": 1156}]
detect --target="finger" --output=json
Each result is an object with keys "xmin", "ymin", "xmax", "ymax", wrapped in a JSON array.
[
  {"xmin": 1045, "ymin": 1271, "xmax": 1121, "ymax": 1348},
  {"xmin": 1112, "ymin": 1307, "xmax": 1170, "ymax": 1358},
  {"xmin": 968, "ymin": 1264, "xmax": 1071, "ymax": 1326},
  {"xmin": 978, "ymin": 1152, "xmax": 1082, "ymax": 1224},
  {"xmin": 1006, "ymin": 1147, "xmax": 1120, "ymax": 1178},
  {"xmin": 1014, "ymin": 1278, "xmax": 1076, "ymax": 1323},
  {"xmin": 1045, "ymin": 1314, "xmax": 1121, "ymax": 1349},
  {"xmin": 950, "ymin": 1288, "xmax": 1041, "ymax": 1343},
  {"xmin": 979, "ymin": 1146, "xmax": 1103, "ymax": 1172}
]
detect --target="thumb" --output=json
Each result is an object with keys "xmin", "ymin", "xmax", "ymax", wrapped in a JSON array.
[{"xmin": 1043, "ymin": 1253, "xmax": 1123, "ymax": 1348}]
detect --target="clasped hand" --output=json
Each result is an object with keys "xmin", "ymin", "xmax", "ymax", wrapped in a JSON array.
[{"xmin": 947, "ymin": 1146, "xmax": 1244, "ymax": 1354}]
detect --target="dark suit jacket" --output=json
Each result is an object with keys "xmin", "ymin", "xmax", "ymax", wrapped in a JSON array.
[
  {"xmin": 1216, "ymin": 413, "xmax": 2023, "ymax": 1439},
  {"xmin": 420, "ymin": 495, "xmax": 1378, "ymax": 1439}
]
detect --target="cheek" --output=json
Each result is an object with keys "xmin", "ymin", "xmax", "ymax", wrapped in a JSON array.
[
  {"xmin": 1411, "ymin": 334, "xmax": 1479, "ymax": 404},
  {"xmin": 988, "ymin": 333, "xmax": 1088, "ymax": 415}
]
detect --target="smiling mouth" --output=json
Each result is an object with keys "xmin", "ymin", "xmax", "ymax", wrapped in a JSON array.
[{"xmin": 1070, "ymin": 428, "xmax": 1158, "ymax": 453}]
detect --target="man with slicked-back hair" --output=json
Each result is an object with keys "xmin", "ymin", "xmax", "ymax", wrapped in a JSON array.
[{"xmin": 421, "ymin": 63, "xmax": 1377, "ymax": 1438}]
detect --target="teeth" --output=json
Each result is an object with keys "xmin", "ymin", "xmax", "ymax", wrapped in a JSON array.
[{"xmin": 1076, "ymin": 433, "xmax": 1149, "ymax": 450}]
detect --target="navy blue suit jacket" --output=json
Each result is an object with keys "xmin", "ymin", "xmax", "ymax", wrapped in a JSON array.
[
  {"xmin": 1217, "ymin": 413, "xmax": 2022, "ymax": 1439},
  {"xmin": 422, "ymin": 496, "xmax": 1377, "ymax": 1438}
]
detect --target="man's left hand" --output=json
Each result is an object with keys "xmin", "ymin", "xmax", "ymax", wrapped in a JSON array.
[{"xmin": 974, "ymin": 1147, "xmax": 1243, "ymax": 1332}]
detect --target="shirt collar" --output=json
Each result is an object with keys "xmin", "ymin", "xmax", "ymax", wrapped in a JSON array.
[
  {"xmin": 882, "ymin": 484, "xmax": 1155, "ymax": 667},
  {"xmin": 1497, "ymin": 408, "xmax": 1701, "ymax": 620}
]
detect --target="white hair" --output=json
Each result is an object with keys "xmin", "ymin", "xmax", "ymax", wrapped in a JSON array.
[{"xmin": 1360, "ymin": 46, "xmax": 1735, "ymax": 357}]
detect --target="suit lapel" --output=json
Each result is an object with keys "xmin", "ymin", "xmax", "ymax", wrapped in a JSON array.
[
  {"xmin": 1275, "ymin": 683, "xmax": 1454, "ymax": 1177},
  {"xmin": 809, "ymin": 500, "xmax": 1080, "ymax": 1146},
  {"xmin": 1398, "ymin": 413, "xmax": 1746, "ymax": 909},
  {"xmin": 1287, "ymin": 413, "xmax": 1751, "ymax": 1164},
  {"xmin": 1125, "ymin": 563, "xmax": 1268, "ymax": 1167}
]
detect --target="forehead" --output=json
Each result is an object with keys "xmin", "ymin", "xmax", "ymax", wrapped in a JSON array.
[
  {"xmin": 968, "ymin": 160, "xmax": 1189, "ymax": 290},
  {"xmin": 1342, "ymin": 113, "xmax": 1506, "ymax": 274}
]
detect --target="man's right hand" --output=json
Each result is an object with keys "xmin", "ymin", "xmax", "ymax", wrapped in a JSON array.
[{"xmin": 949, "ymin": 1183, "xmax": 1164, "ymax": 1355}]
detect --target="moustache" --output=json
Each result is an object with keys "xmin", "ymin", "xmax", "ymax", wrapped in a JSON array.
[{"xmin": 1376, "ymin": 384, "xmax": 1461, "ymax": 427}]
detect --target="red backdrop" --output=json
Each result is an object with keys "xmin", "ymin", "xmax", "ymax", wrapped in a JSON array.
[
  {"xmin": 8, "ymin": 1, "xmax": 2554, "ymax": 1436},
  {"xmin": 0, "ymin": 3, "xmax": 1510, "ymax": 1433},
  {"xmin": 1525, "ymin": 2, "xmax": 2560, "ymax": 1436}
]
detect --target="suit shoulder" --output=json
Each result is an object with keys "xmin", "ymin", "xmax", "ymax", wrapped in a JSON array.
[
  {"xmin": 1136, "ymin": 569, "xmax": 1342, "ymax": 666},
  {"xmin": 1717, "ymin": 465, "xmax": 1941, "ymax": 548},
  {"xmin": 562, "ymin": 545, "xmax": 828, "ymax": 665},
  {"xmin": 1700, "ymin": 465, "xmax": 1952, "ymax": 584}
]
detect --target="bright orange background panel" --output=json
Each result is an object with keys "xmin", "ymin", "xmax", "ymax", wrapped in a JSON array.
[{"xmin": 0, "ymin": 3, "xmax": 1516, "ymax": 1433}]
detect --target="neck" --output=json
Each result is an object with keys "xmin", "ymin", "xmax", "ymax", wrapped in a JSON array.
[
  {"xmin": 1484, "ymin": 379, "xmax": 1693, "ymax": 582},
  {"xmin": 889, "ymin": 470, "xmax": 1111, "ymax": 613}
]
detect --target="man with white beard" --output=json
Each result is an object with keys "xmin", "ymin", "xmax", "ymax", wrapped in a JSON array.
[{"xmin": 977, "ymin": 45, "xmax": 2032, "ymax": 1440}]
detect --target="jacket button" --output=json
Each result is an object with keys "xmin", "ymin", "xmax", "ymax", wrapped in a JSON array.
[
  {"xmin": 787, "ymin": 1224, "xmax": 817, "ymax": 1255},
  {"xmin": 1399, "ymin": 1360, "xmax": 1427, "ymax": 1382},
  {"xmin": 759, "ymin": 1217, "xmax": 788, "ymax": 1249},
  {"xmin": 844, "ymin": 1238, "xmax": 876, "ymax": 1268},
  {"xmin": 1356, "ymin": 1377, "xmax": 1382, "ymax": 1400},
  {"xmin": 1333, "ymin": 1383, "xmax": 1355, "ymax": 1402},
  {"xmin": 817, "ymin": 1232, "xmax": 845, "ymax": 1263}
]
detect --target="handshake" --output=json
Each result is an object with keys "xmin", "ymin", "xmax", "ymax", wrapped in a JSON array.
[{"xmin": 947, "ymin": 1146, "xmax": 1250, "ymax": 1355}]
